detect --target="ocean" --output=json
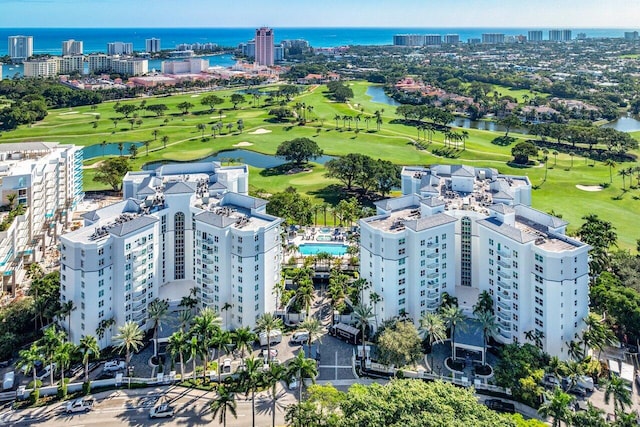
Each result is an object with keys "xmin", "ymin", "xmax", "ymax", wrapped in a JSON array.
[{"xmin": 0, "ymin": 27, "xmax": 634, "ymax": 78}]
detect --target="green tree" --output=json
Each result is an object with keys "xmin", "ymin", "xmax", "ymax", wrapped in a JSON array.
[
  {"xmin": 114, "ymin": 103, "xmax": 138, "ymax": 118},
  {"xmin": 212, "ymin": 329, "xmax": 232, "ymax": 383},
  {"xmin": 161, "ymin": 135, "xmax": 169, "ymax": 149},
  {"xmin": 167, "ymin": 330, "xmax": 189, "ymax": 380},
  {"xmin": 603, "ymin": 375, "xmax": 633, "ymax": 413},
  {"xmin": 286, "ymin": 350, "xmax": 318, "ymax": 403},
  {"xmin": 418, "ymin": 312, "xmax": 446, "ymax": 371},
  {"xmin": 298, "ymin": 318, "xmax": 323, "ymax": 358},
  {"xmin": 58, "ymin": 300, "xmax": 76, "ymax": 338},
  {"xmin": 39, "ymin": 326, "xmax": 65, "ymax": 386},
  {"xmin": 78, "ymin": 335, "xmax": 100, "ymax": 384},
  {"xmin": 440, "ymin": 305, "xmax": 467, "ymax": 361},
  {"xmin": 264, "ymin": 362, "xmax": 287, "ymax": 427},
  {"xmin": 499, "ymin": 114, "xmax": 522, "ymax": 137},
  {"xmin": 128, "ymin": 144, "xmax": 138, "ymax": 159},
  {"xmin": 275, "ymin": 137, "xmax": 323, "ymax": 166},
  {"xmin": 325, "ymin": 153, "xmax": 366, "ymax": 191},
  {"xmin": 238, "ymin": 356, "xmax": 262, "ymax": 427},
  {"xmin": 147, "ymin": 104, "xmax": 168, "ymax": 117},
  {"xmin": 232, "ymin": 326, "xmax": 256, "ymax": 362},
  {"xmin": 266, "ymin": 187, "xmax": 314, "ymax": 226},
  {"xmin": 113, "ymin": 321, "xmax": 144, "ymax": 371},
  {"xmin": 54, "ymin": 341, "xmax": 76, "ymax": 393},
  {"xmin": 93, "ymin": 157, "xmax": 131, "ymax": 191},
  {"xmin": 201, "ymin": 94, "xmax": 224, "ymax": 112},
  {"xmin": 476, "ymin": 310, "xmax": 498, "ymax": 366},
  {"xmin": 254, "ymin": 313, "xmax": 284, "ymax": 364},
  {"xmin": 147, "ymin": 298, "xmax": 169, "ymax": 361},
  {"xmin": 210, "ymin": 385, "xmax": 237, "ymax": 427},
  {"xmin": 537, "ymin": 387, "xmax": 573, "ymax": 427},
  {"xmin": 511, "ymin": 141, "xmax": 538, "ymax": 164},
  {"xmin": 177, "ymin": 101, "xmax": 195, "ymax": 114},
  {"xmin": 191, "ymin": 307, "xmax": 222, "ymax": 381},
  {"xmin": 230, "ymin": 93, "xmax": 245, "ymax": 109},
  {"xmin": 16, "ymin": 343, "xmax": 42, "ymax": 392},
  {"xmin": 377, "ymin": 320, "xmax": 423, "ymax": 368}
]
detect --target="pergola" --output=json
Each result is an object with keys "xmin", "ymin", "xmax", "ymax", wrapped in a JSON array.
[{"xmin": 453, "ymin": 319, "xmax": 486, "ymax": 365}]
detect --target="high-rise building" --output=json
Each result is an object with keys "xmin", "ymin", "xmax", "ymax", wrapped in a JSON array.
[
  {"xmin": 255, "ymin": 27, "xmax": 274, "ymax": 66},
  {"xmin": 62, "ymin": 39, "xmax": 83, "ymax": 56},
  {"xmin": 274, "ymin": 45, "xmax": 284, "ymax": 62},
  {"xmin": 23, "ymin": 58, "xmax": 59, "ymax": 77},
  {"xmin": 145, "ymin": 38, "xmax": 161, "ymax": 53},
  {"xmin": 393, "ymin": 34, "xmax": 425, "ymax": 46},
  {"xmin": 87, "ymin": 54, "xmax": 147, "ymax": 75},
  {"xmin": 8, "ymin": 35, "xmax": 33, "ymax": 61},
  {"xmin": 424, "ymin": 35, "xmax": 442, "ymax": 46},
  {"xmin": 60, "ymin": 161, "xmax": 283, "ymax": 348},
  {"xmin": 481, "ymin": 33, "xmax": 505, "ymax": 44},
  {"xmin": 528, "ymin": 31, "xmax": 543, "ymax": 42},
  {"xmin": 0, "ymin": 142, "xmax": 83, "ymax": 297},
  {"xmin": 443, "ymin": 34, "xmax": 460, "ymax": 44},
  {"xmin": 107, "ymin": 41, "xmax": 134, "ymax": 55},
  {"xmin": 624, "ymin": 31, "xmax": 639, "ymax": 41},
  {"xmin": 359, "ymin": 165, "xmax": 590, "ymax": 360},
  {"xmin": 549, "ymin": 29, "xmax": 572, "ymax": 42}
]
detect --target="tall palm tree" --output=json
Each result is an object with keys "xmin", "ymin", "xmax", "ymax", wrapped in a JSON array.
[
  {"xmin": 54, "ymin": 341, "xmax": 76, "ymax": 391},
  {"xmin": 254, "ymin": 313, "xmax": 284, "ymax": 363},
  {"xmin": 178, "ymin": 309, "xmax": 193, "ymax": 332},
  {"xmin": 418, "ymin": 312, "xmax": 447, "ymax": 372},
  {"xmin": 167, "ymin": 330, "xmax": 189, "ymax": 380},
  {"xmin": 264, "ymin": 362, "xmax": 287, "ymax": 427},
  {"xmin": 210, "ymin": 385, "xmax": 237, "ymax": 427},
  {"xmin": 78, "ymin": 335, "xmax": 100, "ymax": 384},
  {"xmin": 232, "ymin": 326, "xmax": 256, "ymax": 362},
  {"xmin": 295, "ymin": 282, "xmax": 314, "ymax": 317},
  {"xmin": 161, "ymin": 135, "xmax": 169, "ymax": 149},
  {"xmin": 58, "ymin": 300, "xmax": 76, "ymax": 338},
  {"xmin": 39, "ymin": 326, "xmax": 65, "ymax": 386},
  {"xmin": 538, "ymin": 387, "xmax": 573, "ymax": 427},
  {"xmin": 473, "ymin": 290, "xmax": 494, "ymax": 315},
  {"xmin": 286, "ymin": 350, "xmax": 318, "ymax": 403},
  {"xmin": 440, "ymin": 305, "xmax": 468, "ymax": 361},
  {"xmin": 147, "ymin": 298, "xmax": 169, "ymax": 361},
  {"xmin": 101, "ymin": 140, "xmax": 107, "ymax": 157},
  {"xmin": 221, "ymin": 302, "xmax": 233, "ymax": 329},
  {"xmin": 369, "ymin": 292, "xmax": 382, "ymax": 329},
  {"xmin": 188, "ymin": 335, "xmax": 199, "ymax": 380},
  {"xmin": 238, "ymin": 356, "xmax": 262, "ymax": 427},
  {"xmin": 191, "ymin": 307, "xmax": 222, "ymax": 381},
  {"xmin": 16, "ymin": 343, "xmax": 41, "ymax": 389},
  {"xmin": 113, "ymin": 321, "xmax": 144, "ymax": 371},
  {"xmin": 353, "ymin": 304, "xmax": 374, "ymax": 363},
  {"xmin": 604, "ymin": 375, "xmax": 633, "ymax": 413},
  {"xmin": 143, "ymin": 140, "xmax": 151, "ymax": 156},
  {"xmin": 298, "ymin": 318, "xmax": 323, "ymax": 358},
  {"xmin": 476, "ymin": 310, "xmax": 497, "ymax": 366},
  {"xmin": 565, "ymin": 340, "xmax": 584, "ymax": 361},
  {"xmin": 117, "ymin": 142, "xmax": 124, "ymax": 157},
  {"xmin": 212, "ymin": 329, "xmax": 232, "ymax": 383},
  {"xmin": 581, "ymin": 313, "xmax": 616, "ymax": 359}
]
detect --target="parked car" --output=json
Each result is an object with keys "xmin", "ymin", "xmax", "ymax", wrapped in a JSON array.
[
  {"xmin": 66, "ymin": 397, "xmax": 94, "ymax": 414},
  {"xmin": 567, "ymin": 384, "xmax": 587, "ymax": 397},
  {"xmin": 36, "ymin": 363, "xmax": 57, "ymax": 381},
  {"xmin": 576, "ymin": 375, "xmax": 594, "ymax": 392},
  {"xmin": 291, "ymin": 331, "xmax": 309, "ymax": 345},
  {"xmin": 542, "ymin": 374, "xmax": 560, "ymax": 388},
  {"xmin": 0, "ymin": 359, "xmax": 11, "ymax": 368},
  {"xmin": 223, "ymin": 358, "xmax": 232, "ymax": 373},
  {"xmin": 149, "ymin": 403, "xmax": 174, "ymax": 419},
  {"xmin": 261, "ymin": 348, "xmax": 278, "ymax": 362},
  {"xmin": 484, "ymin": 399, "xmax": 515, "ymax": 414},
  {"xmin": 2, "ymin": 371, "xmax": 15, "ymax": 390},
  {"xmin": 288, "ymin": 377, "xmax": 299, "ymax": 390},
  {"xmin": 103, "ymin": 360, "xmax": 126, "ymax": 372}
]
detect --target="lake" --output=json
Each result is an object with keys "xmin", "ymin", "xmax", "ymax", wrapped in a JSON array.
[
  {"xmin": 602, "ymin": 115, "xmax": 640, "ymax": 132},
  {"xmin": 83, "ymin": 142, "xmax": 142, "ymax": 159},
  {"xmin": 366, "ymin": 86, "xmax": 401, "ymax": 107},
  {"xmin": 142, "ymin": 149, "xmax": 335, "ymax": 170}
]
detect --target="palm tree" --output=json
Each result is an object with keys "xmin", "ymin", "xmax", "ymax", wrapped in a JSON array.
[
  {"xmin": 298, "ymin": 318, "xmax": 323, "ymax": 358},
  {"xmin": 604, "ymin": 375, "xmax": 633, "ymax": 413},
  {"xmin": 473, "ymin": 290, "xmax": 494, "ymax": 315},
  {"xmin": 161, "ymin": 135, "xmax": 169, "ymax": 149},
  {"xmin": 117, "ymin": 142, "xmax": 124, "ymax": 156},
  {"xmin": 238, "ymin": 356, "xmax": 262, "ymax": 427},
  {"xmin": 212, "ymin": 329, "xmax": 232, "ymax": 383},
  {"xmin": 58, "ymin": 300, "xmax": 76, "ymax": 337},
  {"xmin": 538, "ymin": 387, "xmax": 573, "ymax": 427},
  {"xmin": 78, "ymin": 335, "xmax": 100, "ymax": 384},
  {"xmin": 95, "ymin": 317, "xmax": 115, "ymax": 348},
  {"xmin": 232, "ymin": 327, "xmax": 256, "ymax": 362},
  {"xmin": 143, "ymin": 140, "xmax": 151, "ymax": 156},
  {"xmin": 113, "ymin": 321, "xmax": 144, "ymax": 371},
  {"xmin": 476, "ymin": 310, "xmax": 497, "ymax": 366},
  {"xmin": 295, "ymin": 282, "xmax": 314, "ymax": 317},
  {"xmin": 191, "ymin": 307, "xmax": 222, "ymax": 381},
  {"xmin": 101, "ymin": 140, "xmax": 107, "ymax": 157},
  {"xmin": 152, "ymin": 129, "xmax": 158, "ymax": 140},
  {"xmin": 264, "ymin": 362, "xmax": 287, "ymax": 427},
  {"xmin": 167, "ymin": 330, "xmax": 189, "ymax": 380},
  {"xmin": 619, "ymin": 168, "xmax": 629, "ymax": 190},
  {"xmin": 254, "ymin": 313, "xmax": 284, "ymax": 363},
  {"xmin": 440, "ymin": 305, "xmax": 468, "ymax": 361},
  {"xmin": 54, "ymin": 341, "xmax": 76, "ymax": 391},
  {"xmin": 210, "ymin": 385, "xmax": 237, "ymax": 427},
  {"xmin": 418, "ymin": 312, "xmax": 447, "ymax": 372},
  {"xmin": 40, "ymin": 326, "xmax": 65, "ymax": 386},
  {"xmin": 352, "ymin": 303, "xmax": 374, "ymax": 367},
  {"xmin": 148, "ymin": 298, "xmax": 169, "ymax": 361},
  {"xmin": 369, "ymin": 292, "xmax": 382, "ymax": 329},
  {"xmin": 188, "ymin": 334, "xmax": 199, "ymax": 380},
  {"xmin": 221, "ymin": 302, "xmax": 233, "ymax": 329},
  {"xmin": 286, "ymin": 350, "xmax": 318, "ymax": 403},
  {"xmin": 16, "ymin": 343, "xmax": 42, "ymax": 390},
  {"xmin": 581, "ymin": 313, "xmax": 616, "ymax": 359},
  {"xmin": 565, "ymin": 340, "xmax": 584, "ymax": 361}
]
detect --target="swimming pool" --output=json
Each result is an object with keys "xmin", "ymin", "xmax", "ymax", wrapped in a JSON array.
[
  {"xmin": 298, "ymin": 243, "xmax": 349, "ymax": 256},
  {"xmin": 316, "ymin": 235, "xmax": 332, "ymax": 241}
]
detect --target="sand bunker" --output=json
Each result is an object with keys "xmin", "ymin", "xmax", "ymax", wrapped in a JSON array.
[
  {"xmin": 83, "ymin": 112, "xmax": 100, "ymax": 116},
  {"xmin": 210, "ymin": 115, "xmax": 226, "ymax": 119},
  {"xmin": 576, "ymin": 185, "xmax": 604, "ymax": 192},
  {"xmin": 249, "ymin": 128, "xmax": 272, "ymax": 135},
  {"xmin": 233, "ymin": 142, "xmax": 253, "ymax": 147},
  {"xmin": 191, "ymin": 94, "xmax": 200, "ymax": 98},
  {"xmin": 60, "ymin": 111, "xmax": 79, "ymax": 115}
]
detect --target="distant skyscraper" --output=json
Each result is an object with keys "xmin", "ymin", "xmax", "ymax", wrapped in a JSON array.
[
  {"xmin": 528, "ymin": 31, "xmax": 543, "ymax": 42},
  {"xmin": 624, "ymin": 31, "xmax": 639, "ymax": 41},
  {"xmin": 549, "ymin": 29, "xmax": 572, "ymax": 42},
  {"xmin": 62, "ymin": 39, "xmax": 83, "ymax": 56},
  {"xmin": 443, "ymin": 34, "xmax": 460, "ymax": 44},
  {"xmin": 8, "ymin": 35, "xmax": 33, "ymax": 61},
  {"xmin": 481, "ymin": 33, "xmax": 505, "ymax": 44},
  {"xmin": 146, "ymin": 38, "xmax": 161, "ymax": 53},
  {"xmin": 107, "ymin": 41, "xmax": 134, "ymax": 55},
  {"xmin": 424, "ymin": 35, "xmax": 442, "ymax": 46},
  {"xmin": 255, "ymin": 27, "xmax": 274, "ymax": 66}
]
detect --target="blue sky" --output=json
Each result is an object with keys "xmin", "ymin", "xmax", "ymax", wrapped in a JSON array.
[{"xmin": 1, "ymin": 0, "xmax": 639, "ymax": 28}]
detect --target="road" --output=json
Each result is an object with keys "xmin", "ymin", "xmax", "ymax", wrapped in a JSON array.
[{"xmin": 0, "ymin": 384, "xmax": 297, "ymax": 427}]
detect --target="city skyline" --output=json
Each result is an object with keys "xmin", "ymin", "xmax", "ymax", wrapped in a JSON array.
[{"xmin": 0, "ymin": 0, "xmax": 639, "ymax": 28}]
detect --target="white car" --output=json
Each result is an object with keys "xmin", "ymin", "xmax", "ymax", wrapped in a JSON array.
[
  {"xmin": 103, "ymin": 360, "xmax": 126, "ymax": 372},
  {"xmin": 37, "ymin": 363, "xmax": 57, "ymax": 381},
  {"xmin": 291, "ymin": 331, "xmax": 309, "ymax": 345},
  {"xmin": 288, "ymin": 378, "xmax": 299, "ymax": 390},
  {"xmin": 66, "ymin": 397, "xmax": 94, "ymax": 414},
  {"xmin": 223, "ymin": 358, "xmax": 232, "ymax": 373},
  {"xmin": 149, "ymin": 403, "xmax": 174, "ymax": 419}
]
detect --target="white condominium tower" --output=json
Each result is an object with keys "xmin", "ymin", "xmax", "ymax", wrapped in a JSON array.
[
  {"xmin": 60, "ymin": 162, "xmax": 283, "ymax": 348},
  {"xmin": 359, "ymin": 165, "xmax": 590, "ymax": 360},
  {"xmin": 8, "ymin": 35, "xmax": 33, "ymax": 61},
  {"xmin": 0, "ymin": 143, "xmax": 83, "ymax": 297},
  {"xmin": 62, "ymin": 39, "xmax": 83, "ymax": 56}
]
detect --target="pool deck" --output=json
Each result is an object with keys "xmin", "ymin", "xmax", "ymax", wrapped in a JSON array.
[{"xmin": 288, "ymin": 227, "xmax": 354, "ymax": 257}]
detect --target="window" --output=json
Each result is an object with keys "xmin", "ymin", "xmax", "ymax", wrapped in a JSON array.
[
  {"xmin": 174, "ymin": 212, "xmax": 186, "ymax": 279},
  {"xmin": 398, "ymin": 248, "xmax": 405, "ymax": 255},
  {"xmin": 98, "ymin": 248, "xmax": 104, "ymax": 256},
  {"xmin": 398, "ymin": 298, "xmax": 406, "ymax": 305},
  {"xmin": 399, "ymin": 238, "xmax": 406, "ymax": 245},
  {"xmin": 398, "ymin": 288, "xmax": 405, "ymax": 295},
  {"xmin": 489, "ymin": 239, "xmax": 494, "ymax": 246},
  {"xmin": 398, "ymin": 268, "xmax": 405, "ymax": 275},
  {"xmin": 398, "ymin": 278, "xmax": 406, "ymax": 285},
  {"xmin": 399, "ymin": 258, "xmax": 406, "ymax": 265},
  {"xmin": 420, "ymin": 240, "xmax": 425, "ymax": 246}
]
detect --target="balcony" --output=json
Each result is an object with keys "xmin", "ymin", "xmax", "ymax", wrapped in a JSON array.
[
  {"xmin": 201, "ymin": 294, "xmax": 214, "ymax": 305},
  {"xmin": 426, "ymin": 292, "xmax": 439, "ymax": 301},
  {"xmin": 133, "ymin": 312, "xmax": 146, "ymax": 323},
  {"xmin": 497, "ymin": 270, "xmax": 511, "ymax": 280},
  {"xmin": 426, "ymin": 263, "xmax": 438, "ymax": 270},
  {"xmin": 498, "ymin": 322, "xmax": 512, "ymax": 332},
  {"xmin": 497, "ymin": 301, "xmax": 511, "ymax": 311},
  {"xmin": 497, "ymin": 260, "xmax": 511, "ymax": 269},
  {"xmin": 500, "ymin": 293, "xmax": 512, "ymax": 302},
  {"xmin": 427, "ymin": 273, "xmax": 439, "ymax": 279},
  {"xmin": 202, "ymin": 257, "xmax": 214, "ymax": 265},
  {"xmin": 134, "ymin": 264, "xmax": 146, "ymax": 275},
  {"xmin": 498, "ymin": 250, "xmax": 511, "ymax": 258},
  {"xmin": 499, "ymin": 330, "xmax": 512, "ymax": 340},
  {"xmin": 427, "ymin": 252, "xmax": 438, "ymax": 259},
  {"xmin": 132, "ymin": 301, "xmax": 146, "ymax": 313},
  {"xmin": 133, "ymin": 289, "xmax": 147, "ymax": 302},
  {"xmin": 202, "ymin": 267, "xmax": 214, "ymax": 275},
  {"xmin": 134, "ymin": 275, "xmax": 146, "ymax": 284},
  {"xmin": 498, "ymin": 282, "xmax": 511, "ymax": 291},
  {"xmin": 497, "ymin": 310, "xmax": 511, "ymax": 321},
  {"xmin": 426, "ymin": 242, "xmax": 438, "ymax": 248},
  {"xmin": 202, "ymin": 276, "xmax": 214, "ymax": 285}
]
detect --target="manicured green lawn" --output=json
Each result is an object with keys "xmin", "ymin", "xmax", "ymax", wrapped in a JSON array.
[{"xmin": 3, "ymin": 81, "xmax": 640, "ymax": 250}]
